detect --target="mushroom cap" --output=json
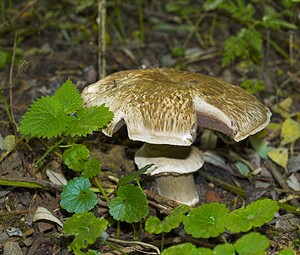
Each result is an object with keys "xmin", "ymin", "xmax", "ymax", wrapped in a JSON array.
[
  {"xmin": 82, "ymin": 68, "xmax": 271, "ymax": 146},
  {"xmin": 134, "ymin": 144, "xmax": 204, "ymax": 175}
]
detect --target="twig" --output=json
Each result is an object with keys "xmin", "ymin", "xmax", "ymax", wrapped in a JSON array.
[
  {"xmin": 0, "ymin": 176, "xmax": 62, "ymax": 190},
  {"xmin": 107, "ymin": 238, "xmax": 161, "ymax": 255},
  {"xmin": 8, "ymin": 33, "xmax": 18, "ymax": 134},
  {"xmin": 265, "ymin": 160, "xmax": 300, "ymax": 208},
  {"xmin": 98, "ymin": 0, "xmax": 106, "ymax": 79}
]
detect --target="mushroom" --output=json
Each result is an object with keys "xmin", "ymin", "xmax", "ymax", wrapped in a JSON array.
[{"xmin": 81, "ymin": 68, "xmax": 271, "ymax": 205}]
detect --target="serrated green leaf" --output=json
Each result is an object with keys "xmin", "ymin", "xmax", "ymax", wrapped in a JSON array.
[
  {"xmin": 63, "ymin": 144, "xmax": 90, "ymax": 172},
  {"xmin": 109, "ymin": 184, "xmax": 148, "ymax": 223},
  {"xmin": 226, "ymin": 199, "xmax": 278, "ymax": 233},
  {"xmin": 161, "ymin": 243, "xmax": 214, "ymax": 255},
  {"xmin": 118, "ymin": 164, "xmax": 154, "ymax": 186},
  {"xmin": 54, "ymin": 79, "xmax": 82, "ymax": 114},
  {"xmin": 19, "ymin": 96, "xmax": 70, "ymax": 138},
  {"xmin": 82, "ymin": 158, "xmax": 101, "ymax": 178},
  {"xmin": 66, "ymin": 105, "xmax": 113, "ymax": 137},
  {"xmin": 234, "ymin": 232, "xmax": 269, "ymax": 255},
  {"xmin": 60, "ymin": 177, "xmax": 97, "ymax": 213},
  {"xmin": 63, "ymin": 212, "xmax": 107, "ymax": 252},
  {"xmin": 145, "ymin": 204, "xmax": 189, "ymax": 234},
  {"xmin": 183, "ymin": 202, "xmax": 229, "ymax": 238}
]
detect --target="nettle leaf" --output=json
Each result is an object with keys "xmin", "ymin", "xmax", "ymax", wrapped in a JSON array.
[
  {"xmin": 234, "ymin": 232, "xmax": 269, "ymax": 255},
  {"xmin": 109, "ymin": 184, "xmax": 148, "ymax": 223},
  {"xmin": 63, "ymin": 212, "xmax": 107, "ymax": 252},
  {"xmin": 183, "ymin": 202, "xmax": 229, "ymax": 238},
  {"xmin": 19, "ymin": 96, "xmax": 71, "ymax": 138},
  {"xmin": 118, "ymin": 164, "xmax": 154, "ymax": 186},
  {"xmin": 213, "ymin": 243, "xmax": 235, "ymax": 255},
  {"xmin": 226, "ymin": 199, "xmax": 279, "ymax": 233},
  {"xmin": 60, "ymin": 177, "xmax": 97, "ymax": 213},
  {"xmin": 63, "ymin": 144, "xmax": 90, "ymax": 172},
  {"xmin": 54, "ymin": 79, "xmax": 82, "ymax": 114},
  {"xmin": 66, "ymin": 105, "xmax": 113, "ymax": 137},
  {"xmin": 161, "ymin": 243, "xmax": 214, "ymax": 255},
  {"xmin": 145, "ymin": 204, "xmax": 190, "ymax": 234}
]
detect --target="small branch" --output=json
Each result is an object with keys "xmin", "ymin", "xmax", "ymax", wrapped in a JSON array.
[{"xmin": 98, "ymin": 0, "xmax": 106, "ymax": 79}]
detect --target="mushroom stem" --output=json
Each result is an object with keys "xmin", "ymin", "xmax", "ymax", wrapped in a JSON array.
[
  {"xmin": 155, "ymin": 174, "xmax": 199, "ymax": 206},
  {"xmin": 134, "ymin": 143, "xmax": 204, "ymax": 206}
]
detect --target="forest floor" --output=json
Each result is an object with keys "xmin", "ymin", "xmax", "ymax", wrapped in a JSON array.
[{"xmin": 0, "ymin": 1, "xmax": 300, "ymax": 255}]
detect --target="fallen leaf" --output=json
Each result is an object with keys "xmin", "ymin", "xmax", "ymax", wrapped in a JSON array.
[
  {"xmin": 286, "ymin": 173, "xmax": 300, "ymax": 191},
  {"xmin": 267, "ymin": 148, "xmax": 288, "ymax": 169},
  {"xmin": 33, "ymin": 207, "xmax": 63, "ymax": 227},
  {"xmin": 46, "ymin": 169, "xmax": 68, "ymax": 185},
  {"xmin": 287, "ymin": 155, "xmax": 300, "ymax": 174},
  {"xmin": 280, "ymin": 118, "xmax": 300, "ymax": 145},
  {"xmin": 3, "ymin": 241, "xmax": 23, "ymax": 255},
  {"xmin": 272, "ymin": 97, "xmax": 293, "ymax": 118},
  {"xmin": 250, "ymin": 135, "xmax": 274, "ymax": 159}
]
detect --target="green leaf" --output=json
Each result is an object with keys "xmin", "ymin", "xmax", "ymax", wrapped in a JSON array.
[
  {"xmin": 60, "ymin": 177, "xmax": 97, "ymax": 213},
  {"xmin": 63, "ymin": 212, "xmax": 107, "ymax": 252},
  {"xmin": 250, "ymin": 135, "xmax": 274, "ymax": 159},
  {"xmin": 226, "ymin": 199, "xmax": 279, "ymax": 233},
  {"xmin": 183, "ymin": 202, "xmax": 229, "ymax": 238},
  {"xmin": 278, "ymin": 248, "xmax": 296, "ymax": 255},
  {"xmin": 145, "ymin": 204, "xmax": 189, "ymax": 234},
  {"xmin": 280, "ymin": 118, "xmax": 300, "ymax": 145},
  {"xmin": 267, "ymin": 147, "xmax": 289, "ymax": 169},
  {"xmin": 54, "ymin": 79, "xmax": 82, "ymax": 114},
  {"xmin": 19, "ymin": 96, "xmax": 71, "ymax": 138},
  {"xmin": 161, "ymin": 243, "xmax": 214, "ymax": 255},
  {"xmin": 118, "ymin": 164, "xmax": 154, "ymax": 186},
  {"xmin": 82, "ymin": 158, "xmax": 101, "ymax": 178},
  {"xmin": 109, "ymin": 184, "xmax": 148, "ymax": 223},
  {"xmin": 234, "ymin": 232, "xmax": 269, "ymax": 255},
  {"xmin": 213, "ymin": 243, "xmax": 235, "ymax": 255},
  {"xmin": 66, "ymin": 105, "xmax": 113, "ymax": 137},
  {"xmin": 63, "ymin": 144, "xmax": 90, "ymax": 172}
]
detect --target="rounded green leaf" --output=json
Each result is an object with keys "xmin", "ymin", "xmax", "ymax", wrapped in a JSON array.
[
  {"xmin": 213, "ymin": 243, "xmax": 235, "ymax": 255},
  {"xmin": 278, "ymin": 248, "xmax": 296, "ymax": 255},
  {"xmin": 63, "ymin": 144, "xmax": 90, "ymax": 172},
  {"xmin": 226, "ymin": 199, "xmax": 279, "ymax": 233},
  {"xmin": 63, "ymin": 212, "xmax": 107, "ymax": 252},
  {"xmin": 161, "ymin": 243, "xmax": 196, "ymax": 255},
  {"xmin": 183, "ymin": 202, "xmax": 229, "ymax": 238},
  {"xmin": 145, "ymin": 216, "xmax": 162, "ymax": 234},
  {"xmin": 60, "ymin": 177, "xmax": 97, "ymax": 213},
  {"xmin": 161, "ymin": 243, "xmax": 213, "ymax": 255},
  {"xmin": 109, "ymin": 184, "xmax": 148, "ymax": 223},
  {"xmin": 82, "ymin": 158, "xmax": 101, "ymax": 178},
  {"xmin": 234, "ymin": 232, "xmax": 269, "ymax": 255}
]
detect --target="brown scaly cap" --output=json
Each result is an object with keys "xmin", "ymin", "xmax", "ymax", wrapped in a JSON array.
[{"xmin": 82, "ymin": 68, "xmax": 271, "ymax": 145}]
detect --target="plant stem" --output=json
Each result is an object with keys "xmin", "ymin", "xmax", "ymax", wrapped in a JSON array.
[
  {"xmin": 116, "ymin": 221, "xmax": 121, "ymax": 239},
  {"xmin": 100, "ymin": 238, "xmax": 128, "ymax": 255},
  {"xmin": 161, "ymin": 232, "xmax": 165, "ymax": 251},
  {"xmin": 35, "ymin": 138, "xmax": 64, "ymax": 166},
  {"xmin": 94, "ymin": 177, "xmax": 110, "ymax": 203}
]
